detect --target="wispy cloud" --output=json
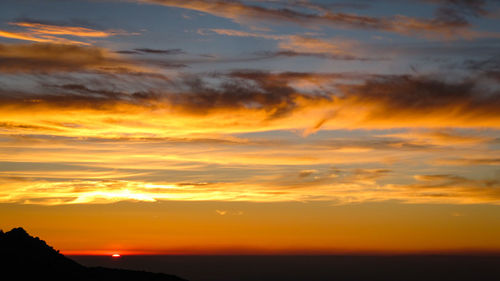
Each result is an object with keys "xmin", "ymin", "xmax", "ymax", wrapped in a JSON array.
[
  {"xmin": 10, "ymin": 21, "xmax": 122, "ymax": 37},
  {"xmin": 0, "ymin": 30, "xmax": 90, "ymax": 45},
  {"xmin": 142, "ymin": 0, "xmax": 500, "ymax": 39},
  {"xmin": 0, "ymin": 21, "xmax": 136, "ymax": 45},
  {"xmin": 117, "ymin": 48, "xmax": 185, "ymax": 55},
  {"xmin": 436, "ymin": 157, "xmax": 500, "ymax": 165},
  {"xmin": 204, "ymin": 28, "xmax": 371, "ymax": 60},
  {"xmin": 0, "ymin": 43, "xmax": 156, "ymax": 74}
]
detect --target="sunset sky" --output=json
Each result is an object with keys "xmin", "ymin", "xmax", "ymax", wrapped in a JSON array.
[{"xmin": 1, "ymin": 0, "xmax": 500, "ymax": 255}]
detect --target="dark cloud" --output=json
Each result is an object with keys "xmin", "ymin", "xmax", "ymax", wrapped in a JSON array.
[
  {"xmin": 463, "ymin": 56, "xmax": 500, "ymax": 81},
  {"xmin": 169, "ymin": 73, "xmax": 330, "ymax": 119},
  {"xmin": 0, "ymin": 43, "xmax": 187, "ymax": 74},
  {"xmin": 226, "ymin": 70, "xmax": 359, "ymax": 83},
  {"xmin": 338, "ymin": 74, "xmax": 500, "ymax": 119},
  {"xmin": 412, "ymin": 173, "xmax": 499, "ymax": 189},
  {"xmin": 261, "ymin": 0, "xmax": 370, "ymax": 13},
  {"xmin": 116, "ymin": 50, "xmax": 141, "ymax": 54},
  {"xmin": 429, "ymin": 0, "xmax": 488, "ymax": 23},
  {"xmin": 0, "ymin": 43, "xmax": 101, "ymax": 70},
  {"xmin": 54, "ymin": 84, "xmax": 124, "ymax": 99},
  {"xmin": 0, "ymin": 70, "xmax": 330, "ymax": 120},
  {"xmin": 254, "ymin": 50, "xmax": 376, "ymax": 61},
  {"xmin": 0, "ymin": 43, "xmax": 128, "ymax": 73},
  {"xmin": 134, "ymin": 48, "xmax": 185, "ymax": 55},
  {"xmin": 439, "ymin": 157, "xmax": 500, "ymax": 165},
  {"xmin": 117, "ymin": 48, "xmax": 186, "ymax": 55}
]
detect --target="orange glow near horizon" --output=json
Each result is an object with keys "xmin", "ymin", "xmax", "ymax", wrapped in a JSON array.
[{"xmin": 3, "ymin": 201, "xmax": 500, "ymax": 256}]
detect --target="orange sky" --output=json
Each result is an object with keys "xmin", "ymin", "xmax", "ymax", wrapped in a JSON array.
[{"xmin": 2, "ymin": 201, "xmax": 500, "ymax": 255}]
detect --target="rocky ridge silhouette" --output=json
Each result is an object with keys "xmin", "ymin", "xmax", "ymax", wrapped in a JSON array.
[{"xmin": 0, "ymin": 227, "xmax": 187, "ymax": 281}]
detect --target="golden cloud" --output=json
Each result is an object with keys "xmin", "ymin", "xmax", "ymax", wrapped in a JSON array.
[
  {"xmin": 10, "ymin": 22, "xmax": 123, "ymax": 38},
  {"xmin": 0, "ymin": 21, "xmax": 134, "ymax": 45},
  {"xmin": 0, "ymin": 30, "xmax": 89, "ymax": 45},
  {"xmin": 1, "ymin": 171, "xmax": 498, "ymax": 205}
]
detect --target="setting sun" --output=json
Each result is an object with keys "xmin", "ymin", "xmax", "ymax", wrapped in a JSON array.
[{"xmin": 111, "ymin": 254, "xmax": 121, "ymax": 258}]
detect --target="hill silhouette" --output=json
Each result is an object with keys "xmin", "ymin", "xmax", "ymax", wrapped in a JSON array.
[{"xmin": 0, "ymin": 227, "xmax": 187, "ymax": 281}]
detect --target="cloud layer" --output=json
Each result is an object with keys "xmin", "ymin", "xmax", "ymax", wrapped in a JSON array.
[{"xmin": 1, "ymin": 0, "xmax": 499, "ymax": 206}]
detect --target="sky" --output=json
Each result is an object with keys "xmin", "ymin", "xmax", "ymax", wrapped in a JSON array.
[{"xmin": 0, "ymin": 0, "xmax": 499, "ymax": 255}]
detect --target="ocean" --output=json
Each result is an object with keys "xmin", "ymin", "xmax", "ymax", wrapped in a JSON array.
[{"xmin": 69, "ymin": 255, "xmax": 500, "ymax": 281}]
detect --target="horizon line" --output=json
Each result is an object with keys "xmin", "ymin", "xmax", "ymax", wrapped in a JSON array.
[{"xmin": 62, "ymin": 250, "xmax": 500, "ymax": 256}]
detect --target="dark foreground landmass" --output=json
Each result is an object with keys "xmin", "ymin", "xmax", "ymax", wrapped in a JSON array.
[{"xmin": 0, "ymin": 227, "xmax": 187, "ymax": 281}]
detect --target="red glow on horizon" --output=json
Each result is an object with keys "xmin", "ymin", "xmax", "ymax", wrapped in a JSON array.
[{"xmin": 61, "ymin": 248, "xmax": 500, "ymax": 256}]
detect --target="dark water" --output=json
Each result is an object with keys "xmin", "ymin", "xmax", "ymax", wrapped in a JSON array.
[{"xmin": 69, "ymin": 255, "xmax": 500, "ymax": 281}]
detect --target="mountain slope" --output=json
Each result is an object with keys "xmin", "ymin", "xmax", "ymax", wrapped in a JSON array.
[{"xmin": 0, "ymin": 227, "xmax": 187, "ymax": 281}]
